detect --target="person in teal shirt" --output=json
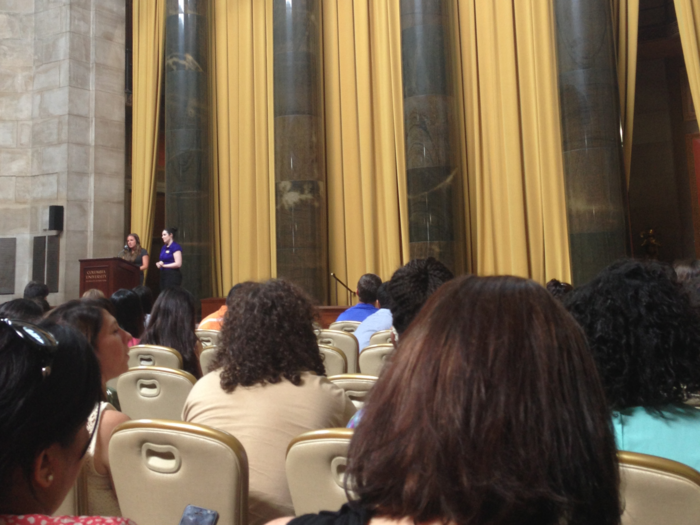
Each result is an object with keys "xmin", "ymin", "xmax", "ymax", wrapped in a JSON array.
[{"xmin": 565, "ymin": 259, "xmax": 700, "ymax": 471}]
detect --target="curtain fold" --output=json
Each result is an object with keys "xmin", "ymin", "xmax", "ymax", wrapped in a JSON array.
[
  {"xmin": 323, "ymin": 0, "xmax": 408, "ymax": 303},
  {"xmin": 131, "ymin": 0, "xmax": 165, "ymax": 269},
  {"xmin": 676, "ymin": 0, "xmax": 700, "ymax": 118},
  {"xmin": 454, "ymin": 0, "xmax": 572, "ymax": 283},
  {"xmin": 612, "ymin": 0, "xmax": 640, "ymax": 187},
  {"xmin": 210, "ymin": 0, "xmax": 275, "ymax": 296}
]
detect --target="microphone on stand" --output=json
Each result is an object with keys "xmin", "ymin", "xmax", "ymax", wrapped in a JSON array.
[{"xmin": 116, "ymin": 245, "xmax": 128, "ymax": 257}]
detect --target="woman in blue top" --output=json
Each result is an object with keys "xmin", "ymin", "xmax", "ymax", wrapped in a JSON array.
[{"xmin": 156, "ymin": 227, "xmax": 183, "ymax": 290}]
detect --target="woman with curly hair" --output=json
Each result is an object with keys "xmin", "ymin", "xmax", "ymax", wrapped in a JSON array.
[
  {"xmin": 140, "ymin": 286, "xmax": 202, "ymax": 378},
  {"xmin": 565, "ymin": 259, "xmax": 700, "ymax": 470},
  {"xmin": 268, "ymin": 275, "xmax": 620, "ymax": 525},
  {"xmin": 183, "ymin": 279, "xmax": 356, "ymax": 525}
]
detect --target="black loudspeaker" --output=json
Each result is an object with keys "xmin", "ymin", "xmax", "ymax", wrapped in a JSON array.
[{"xmin": 48, "ymin": 205, "xmax": 64, "ymax": 231}]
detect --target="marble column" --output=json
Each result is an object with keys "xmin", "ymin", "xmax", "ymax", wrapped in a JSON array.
[
  {"xmin": 273, "ymin": 0, "xmax": 328, "ymax": 303},
  {"xmin": 554, "ymin": 0, "xmax": 630, "ymax": 285},
  {"xmin": 400, "ymin": 0, "xmax": 461, "ymax": 272},
  {"xmin": 164, "ymin": 0, "xmax": 211, "ymax": 303}
]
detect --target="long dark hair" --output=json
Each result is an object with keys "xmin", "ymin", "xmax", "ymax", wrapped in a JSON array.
[
  {"xmin": 110, "ymin": 288, "xmax": 144, "ymax": 338},
  {"xmin": 0, "ymin": 323, "xmax": 102, "ymax": 500},
  {"xmin": 46, "ymin": 300, "xmax": 105, "ymax": 350},
  {"xmin": 565, "ymin": 259, "xmax": 700, "ymax": 410},
  {"xmin": 141, "ymin": 286, "xmax": 201, "ymax": 378},
  {"xmin": 348, "ymin": 275, "xmax": 620, "ymax": 525},
  {"xmin": 215, "ymin": 280, "xmax": 324, "ymax": 391}
]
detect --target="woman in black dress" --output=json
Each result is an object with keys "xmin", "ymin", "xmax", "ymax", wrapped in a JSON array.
[{"xmin": 121, "ymin": 233, "xmax": 149, "ymax": 285}]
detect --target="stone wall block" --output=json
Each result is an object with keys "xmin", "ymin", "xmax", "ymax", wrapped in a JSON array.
[
  {"xmin": 95, "ymin": 90, "xmax": 123, "ymax": 121},
  {"xmin": 95, "ymin": 38, "xmax": 124, "ymax": 69},
  {"xmin": 0, "ymin": 1, "xmax": 34, "ymax": 14},
  {"xmin": 94, "ymin": 0, "xmax": 126, "ymax": 18},
  {"xmin": 67, "ymin": 86, "xmax": 90, "ymax": 117},
  {"xmin": 34, "ymin": 87, "xmax": 69, "ymax": 118},
  {"xmin": 95, "ymin": 117, "xmax": 124, "ymax": 149},
  {"xmin": 33, "ymin": 116, "xmax": 67, "ymax": 146},
  {"xmin": 95, "ymin": 8, "xmax": 125, "ymax": 44},
  {"xmin": 35, "ymin": 6, "xmax": 69, "ymax": 37},
  {"xmin": 95, "ymin": 63, "xmax": 123, "ymax": 93},
  {"xmin": 0, "ymin": 121, "xmax": 17, "ymax": 146},
  {"xmin": 65, "ymin": 199, "xmax": 89, "ymax": 231},
  {"xmin": 70, "ymin": 5, "xmax": 91, "ymax": 35},
  {"xmin": 0, "ymin": 93, "xmax": 31, "ymax": 120},
  {"xmin": 68, "ymin": 143, "xmax": 90, "ymax": 172},
  {"xmin": 0, "ymin": 38, "xmax": 33, "ymax": 67},
  {"xmin": 0, "ymin": 148, "xmax": 29, "ymax": 175},
  {"xmin": 67, "ymin": 171, "xmax": 89, "ymax": 200},
  {"xmin": 0, "ymin": 66, "xmax": 33, "ymax": 93},
  {"xmin": 0, "ymin": 206, "xmax": 30, "ymax": 235},
  {"xmin": 0, "ymin": 14, "xmax": 33, "ymax": 40},
  {"xmin": 94, "ymin": 145, "xmax": 123, "ymax": 177},
  {"xmin": 94, "ymin": 172, "xmax": 124, "ymax": 202},
  {"xmin": 17, "ymin": 120, "xmax": 30, "ymax": 147},
  {"xmin": 69, "ymin": 33, "xmax": 91, "ymax": 64},
  {"xmin": 0, "ymin": 175, "xmax": 15, "ymax": 200},
  {"xmin": 31, "ymin": 173, "xmax": 59, "ymax": 200},
  {"xmin": 33, "ymin": 61, "xmax": 62, "ymax": 91},
  {"xmin": 32, "ymin": 143, "xmax": 68, "ymax": 174},
  {"xmin": 67, "ymin": 115, "xmax": 90, "ymax": 145},
  {"xmin": 68, "ymin": 59, "xmax": 90, "ymax": 89},
  {"xmin": 37, "ymin": 33, "xmax": 68, "ymax": 65}
]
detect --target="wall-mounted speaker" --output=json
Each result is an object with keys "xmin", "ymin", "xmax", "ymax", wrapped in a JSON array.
[{"xmin": 48, "ymin": 205, "xmax": 64, "ymax": 231}]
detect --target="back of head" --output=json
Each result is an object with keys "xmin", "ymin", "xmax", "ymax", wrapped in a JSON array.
[
  {"xmin": 216, "ymin": 279, "xmax": 324, "ymax": 391},
  {"xmin": 376, "ymin": 282, "xmax": 392, "ymax": 310},
  {"xmin": 225, "ymin": 282, "xmax": 251, "ymax": 309},
  {"xmin": 349, "ymin": 275, "xmax": 620, "ymax": 525},
  {"xmin": 0, "ymin": 299, "xmax": 44, "ymax": 323},
  {"xmin": 110, "ymin": 288, "xmax": 144, "ymax": 338},
  {"xmin": 0, "ymin": 322, "xmax": 102, "ymax": 504},
  {"xmin": 545, "ymin": 278, "xmax": 573, "ymax": 301},
  {"xmin": 82, "ymin": 288, "xmax": 105, "ymax": 300},
  {"xmin": 133, "ymin": 285, "xmax": 154, "ymax": 315},
  {"xmin": 141, "ymin": 286, "xmax": 199, "ymax": 376},
  {"xmin": 387, "ymin": 257, "xmax": 454, "ymax": 334},
  {"xmin": 23, "ymin": 281, "xmax": 49, "ymax": 301},
  {"xmin": 45, "ymin": 300, "xmax": 105, "ymax": 349},
  {"xmin": 564, "ymin": 259, "xmax": 700, "ymax": 410},
  {"xmin": 357, "ymin": 274, "xmax": 382, "ymax": 304}
]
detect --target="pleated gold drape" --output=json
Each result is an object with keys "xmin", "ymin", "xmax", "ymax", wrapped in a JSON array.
[
  {"xmin": 323, "ymin": 0, "xmax": 409, "ymax": 300},
  {"xmin": 210, "ymin": 0, "xmax": 275, "ymax": 296},
  {"xmin": 131, "ymin": 0, "xmax": 165, "ymax": 264},
  {"xmin": 455, "ymin": 0, "xmax": 572, "ymax": 283},
  {"xmin": 676, "ymin": 0, "xmax": 700, "ymax": 118},
  {"xmin": 611, "ymin": 0, "xmax": 640, "ymax": 186}
]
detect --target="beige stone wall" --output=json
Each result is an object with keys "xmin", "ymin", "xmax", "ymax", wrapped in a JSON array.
[{"xmin": 0, "ymin": 0, "xmax": 125, "ymax": 303}]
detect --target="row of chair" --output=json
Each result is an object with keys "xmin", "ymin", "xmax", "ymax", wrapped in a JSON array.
[
  {"xmin": 115, "ymin": 366, "xmax": 378, "ymax": 421},
  {"xmin": 60, "ymin": 418, "xmax": 700, "ymax": 525}
]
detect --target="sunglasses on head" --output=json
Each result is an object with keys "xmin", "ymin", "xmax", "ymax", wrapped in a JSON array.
[{"xmin": 1, "ymin": 318, "xmax": 58, "ymax": 378}]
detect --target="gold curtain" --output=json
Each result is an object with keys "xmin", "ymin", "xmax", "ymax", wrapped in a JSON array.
[
  {"xmin": 611, "ymin": 0, "xmax": 640, "ymax": 186},
  {"xmin": 131, "ymin": 0, "xmax": 165, "ymax": 265},
  {"xmin": 210, "ymin": 0, "xmax": 276, "ymax": 296},
  {"xmin": 454, "ymin": 0, "xmax": 572, "ymax": 283},
  {"xmin": 323, "ymin": 0, "xmax": 409, "ymax": 302},
  {"xmin": 676, "ymin": 0, "xmax": 700, "ymax": 116}
]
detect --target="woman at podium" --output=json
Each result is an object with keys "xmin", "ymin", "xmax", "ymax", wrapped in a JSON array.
[
  {"xmin": 156, "ymin": 227, "xmax": 183, "ymax": 289},
  {"xmin": 120, "ymin": 233, "xmax": 149, "ymax": 284}
]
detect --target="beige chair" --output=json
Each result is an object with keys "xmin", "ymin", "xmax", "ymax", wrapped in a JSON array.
[
  {"xmin": 368, "ymin": 329, "xmax": 392, "ymax": 346},
  {"xmin": 196, "ymin": 329, "xmax": 221, "ymax": 347},
  {"xmin": 328, "ymin": 321, "xmax": 361, "ymax": 333},
  {"xmin": 619, "ymin": 451, "xmax": 700, "ymax": 525},
  {"xmin": 319, "ymin": 344, "xmax": 347, "ymax": 376},
  {"xmin": 317, "ymin": 330, "xmax": 359, "ymax": 374},
  {"xmin": 358, "ymin": 343, "xmax": 394, "ymax": 377},
  {"xmin": 199, "ymin": 346, "xmax": 219, "ymax": 375},
  {"xmin": 117, "ymin": 367, "xmax": 197, "ymax": 421},
  {"xmin": 328, "ymin": 374, "xmax": 377, "ymax": 408},
  {"xmin": 110, "ymin": 420, "xmax": 248, "ymax": 525},
  {"xmin": 286, "ymin": 428, "xmax": 353, "ymax": 515},
  {"xmin": 128, "ymin": 344, "xmax": 182, "ymax": 370}
]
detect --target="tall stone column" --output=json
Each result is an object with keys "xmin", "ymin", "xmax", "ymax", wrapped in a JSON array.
[
  {"xmin": 400, "ymin": 0, "xmax": 461, "ymax": 272},
  {"xmin": 554, "ymin": 0, "xmax": 630, "ymax": 285},
  {"xmin": 273, "ymin": 0, "xmax": 328, "ymax": 303},
  {"xmin": 164, "ymin": 0, "xmax": 211, "ymax": 303}
]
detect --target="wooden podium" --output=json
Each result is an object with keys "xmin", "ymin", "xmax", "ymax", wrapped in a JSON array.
[{"xmin": 79, "ymin": 258, "xmax": 140, "ymax": 297}]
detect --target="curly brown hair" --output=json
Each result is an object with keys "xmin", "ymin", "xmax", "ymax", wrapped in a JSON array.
[{"xmin": 214, "ymin": 279, "xmax": 325, "ymax": 391}]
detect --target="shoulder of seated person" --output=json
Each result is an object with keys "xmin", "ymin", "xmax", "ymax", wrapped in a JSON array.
[{"xmin": 101, "ymin": 408, "xmax": 131, "ymax": 434}]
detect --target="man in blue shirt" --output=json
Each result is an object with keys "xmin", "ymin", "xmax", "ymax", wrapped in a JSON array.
[
  {"xmin": 355, "ymin": 282, "xmax": 393, "ymax": 351},
  {"xmin": 335, "ymin": 273, "xmax": 382, "ymax": 322}
]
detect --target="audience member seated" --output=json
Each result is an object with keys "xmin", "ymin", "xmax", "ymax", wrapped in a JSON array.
[
  {"xmin": 82, "ymin": 288, "xmax": 106, "ymax": 300},
  {"xmin": 132, "ymin": 285, "xmax": 153, "ymax": 327},
  {"xmin": 335, "ymin": 274, "xmax": 382, "ymax": 323},
  {"xmin": 198, "ymin": 282, "xmax": 247, "ymax": 331},
  {"xmin": 565, "ymin": 259, "xmax": 700, "ymax": 470},
  {"xmin": 0, "ymin": 298, "xmax": 43, "ymax": 323},
  {"xmin": 353, "ymin": 282, "xmax": 393, "ymax": 351},
  {"xmin": 545, "ymin": 278, "xmax": 573, "ymax": 301},
  {"xmin": 46, "ymin": 301, "xmax": 132, "ymax": 516},
  {"xmin": 141, "ymin": 286, "xmax": 203, "ymax": 378},
  {"xmin": 110, "ymin": 289, "xmax": 145, "ymax": 346},
  {"xmin": 23, "ymin": 281, "xmax": 50, "ymax": 313},
  {"xmin": 269, "ymin": 275, "xmax": 621, "ymax": 525},
  {"xmin": 183, "ymin": 279, "xmax": 356, "ymax": 525},
  {"xmin": 0, "ymin": 320, "xmax": 136, "ymax": 525}
]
